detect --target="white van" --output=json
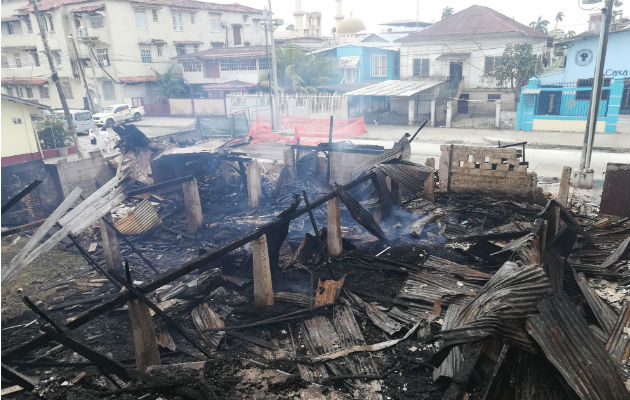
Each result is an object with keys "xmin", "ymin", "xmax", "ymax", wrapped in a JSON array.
[{"xmin": 52, "ymin": 109, "xmax": 95, "ymax": 135}]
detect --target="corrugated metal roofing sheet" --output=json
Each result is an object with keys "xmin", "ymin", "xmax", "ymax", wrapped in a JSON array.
[
  {"xmin": 346, "ymin": 79, "xmax": 443, "ymax": 97},
  {"xmin": 113, "ymin": 199, "xmax": 162, "ymax": 235}
]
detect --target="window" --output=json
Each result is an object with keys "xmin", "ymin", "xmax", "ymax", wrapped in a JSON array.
[
  {"xmin": 175, "ymin": 44, "xmax": 186, "ymax": 56},
  {"xmin": 75, "ymin": 111, "xmax": 92, "ymax": 121},
  {"xmin": 190, "ymin": 12, "xmax": 195, "ymax": 24},
  {"xmin": 484, "ymin": 56, "xmax": 502, "ymax": 74},
  {"xmin": 172, "ymin": 11, "xmax": 182, "ymax": 31},
  {"xmin": 219, "ymin": 58, "xmax": 257, "ymax": 71},
  {"xmin": 371, "ymin": 55, "xmax": 387, "ymax": 78},
  {"xmin": 90, "ymin": 13, "xmax": 104, "ymax": 29},
  {"xmin": 258, "ymin": 57, "xmax": 269, "ymax": 70},
  {"xmin": 96, "ymin": 48, "xmax": 110, "ymax": 66},
  {"xmin": 210, "ymin": 16, "xmax": 221, "ymax": 32},
  {"xmin": 7, "ymin": 22, "xmax": 14, "ymax": 35},
  {"xmin": 135, "ymin": 8, "xmax": 147, "ymax": 29},
  {"xmin": 487, "ymin": 94, "xmax": 501, "ymax": 102},
  {"xmin": 29, "ymin": 51, "xmax": 40, "ymax": 67},
  {"xmin": 157, "ymin": 45, "xmax": 164, "ymax": 57},
  {"xmin": 412, "ymin": 58, "xmax": 430, "ymax": 77},
  {"xmin": 6, "ymin": 86, "xmax": 14, "ymax": 96},
  {"xmin": 12, "ymin": 117, "xmax": 22, "ymax": 124},
  {"xmin": 16, "ymin": 86, "xmax": 24, "ymax": 98},
  {"xmin": 46, "ymin": 14, "xmax": 54, "ymax": 32},
  {"xmin": 102, "ymin": 81, "xmax": 115, "ymax": 100},
  {"xmin": 39, "ymin": 86, "xmax": 49, "ymax": 99},
  {"xmin": 576, "ymin": 78, "xmax": 612, "ymax": 101},
  {"xmin": 14, "ymin": 53, "xmax": 22, "ymax": 68},
  {"xmin": 536, "ymin": 90, "xmax": 561, "ymax": 115},
  {"xmin": 25, "ymin": 86, "xmax": 33, "ymax": 98},
  {"xmin": 182, "ymin": 61, "xmax": 202, "ymax": 72},
  {"xmin": 24, "ymin": 16, "xmax": 33, "ymax": 33},
  {"xmin": 140, "ymin": 48, "xmax": 152, "ymax": 63},
  {"xmin": 193, "ymin": 44, "xmax": 199, "ymax": 53},
  {"xmin": 62, "ymin": 82, "xmax": 73, "ymax": 99},
  {"xmin": 52, "ymin": 51, "xmax": 62, "ymax": 65},
  {"xmin": 344, "ymin": 68, "xmax": 357, "ymax": 83},
  {"xmin": 232, "ymin": 25, "xmax": 242, "ymax": 45},
  {"xmin": 152, "ymin": 9, "xmax": 159, "ymax": 22}
]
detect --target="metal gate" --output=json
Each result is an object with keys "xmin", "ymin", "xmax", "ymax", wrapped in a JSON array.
[{"xmin": 451, "ymin": 98, "xmax": 496, "ymax": 128}]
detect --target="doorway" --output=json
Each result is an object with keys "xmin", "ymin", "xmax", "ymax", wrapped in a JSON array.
[
  {"xmin": 233, "ymin": 25, "xmax": 242, "ymax": 45},
  {"xmin": 457, "ymin": 94, "xmax": 469, "ymax": 114}
]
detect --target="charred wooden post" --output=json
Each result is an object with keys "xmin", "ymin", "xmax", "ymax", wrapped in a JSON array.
[
  {"xmin": 128, "ymin": 299, "xmax": 161, "ymax": 370},
  {"xmin": 252, "ymin": 234, "xmax": 274, "ymax": 306},
  {"xmin": 246, "ymin": 160, "xmax": 261, "ymax": 208},
  {"xmin": 182, "ymin": 178, "xmax": 203, "ymax": 234},
  {"xmin": 1, "ymin": 363, "xmax": 37, "ymax": 391},
  {"xmin": 372, "ymin": 171, "xmax": 392, "ymax": 220},
  {"xmin": 424, "ymin": 158, "xmax": 435, "ymax": 202},
  {"xmin": 558, "ymin": 166, "xmax": 572, "ymax": 207},
  {"xmin": 327, "ymin": 197, "xmax": 343, "ymax": 256},
  {"xmin": 283, "ymin": 148, "xmax": 296, "ymax": 182},
  {"xmin": 220, "ymin": 160, "xmax": 233, "ymax": 184},
  {"xmin": 99, "ymin": 213, "xmax": 123, "ymax": 273}
]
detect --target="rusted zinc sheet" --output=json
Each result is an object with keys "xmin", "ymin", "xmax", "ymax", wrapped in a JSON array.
[
  {"xmin": 526, "ymin": 294, "xmax": 629, "ymax": 400},
  {"xmin": 114, "ymin": 199, "xmax": 162, "ymax": 235},
  {"xmin": 351, "ymin": 134, "xmax": 411, "ymax": 178},
  {"xmin": 314, "ymin": 277, "xmax": 345, "ymax": 306},
  {"xmin": 599, "ymin": 163, "xmax": 630, "ymax": 217},
  {"xmin": 154, "ymin": 320, "xmax": 176, "ymax": 352},
  {"xmin": 574, "ymin": 271, "xmax": 618, "ymax": 335},
  {"xmin": 491, "ymin": 233, "xmax": 541, "ymax": 264},
  {"xmin": 334, "ymin": 183, "xmax": 389, "ymax": 244},
  {"xmin": 600, "ymin": 236, "xmax": 630, "ymax": 270},
  {"xmin": 605, "ymin": 301, "xmax": 630, "ymax": 363},
  {"xmin": 439, "ymin": 262, "xmax": 552, "ymax": 353},
  {"xmin": 191, "ymin": 302, "xmax": 225, "ymax": 349},
  {"xmin": 423, "ymin": 255, "xmax": 492, "ymax": 283},
  {"xmin": 398, "ymin": 270, "xmax": 480, "ymax": 307},
  {"xmin": 374, "ymin": 161, "xmax": 432, "ymax": 194},
  {"xmin": 433, "ymin": 304, "xmax": 465, "ymax": 382}
]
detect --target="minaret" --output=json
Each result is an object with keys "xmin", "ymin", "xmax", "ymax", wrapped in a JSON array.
[
  {"xmin": 334, "ymin": 0, "xmax": 344, "ymax": 31},
  {"xmin": 294, "ymin": 0, "xmax": 305, "ymax": 36}
]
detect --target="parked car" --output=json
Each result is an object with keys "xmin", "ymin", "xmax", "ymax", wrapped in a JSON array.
[
  {"xmin": 92, "ymin": 103, "xmax": 145, "ymax": 127},
  {"xmin": 51, "ymin": 109, "xmax": 95, "ymax": 135}
]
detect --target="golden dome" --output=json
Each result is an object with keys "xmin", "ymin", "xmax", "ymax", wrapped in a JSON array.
[{"xmin": 337, "ymin": 16, "xmax": 366, "ymax": 34}]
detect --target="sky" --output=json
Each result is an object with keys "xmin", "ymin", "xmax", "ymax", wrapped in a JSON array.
[{"xmin": 236, "ymin": 0, "xmax": 630, "ymax": 35}]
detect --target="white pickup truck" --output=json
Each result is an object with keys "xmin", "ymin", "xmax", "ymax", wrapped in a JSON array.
[{"xmin": 92, "ymin": 103, "xmax": 145, "ymax": 127}]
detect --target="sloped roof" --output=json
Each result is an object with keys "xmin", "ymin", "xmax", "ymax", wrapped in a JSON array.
[
  {"xmin": 2, "ymin": 78, "xmax": 48, "ymax": 85},
  {"xmin": 346, "ymin": 79, "xmax": 443, "ymax": 97},
  {"xmin": 378, "ymin": 19, "xmax": 431, "ymax": 28},
  {"xmin": 174, "ymin": 46, "xmax": 267, "ymax": 60},
  {"xmin": 2, "ymin": 93, "xmax": 50, "ymax": 109},
  {"xmin": 397, "ymin": 5, "xmax": 548, "ymax": 42},
  {"xmin": 19, "ymin": 0, "xmax": 261, "ymax": 14}
]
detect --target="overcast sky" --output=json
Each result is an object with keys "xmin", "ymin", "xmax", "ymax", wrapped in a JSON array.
[{"xmin": 238, "ymin": 0, "xmax": 630, "ymax": 35}]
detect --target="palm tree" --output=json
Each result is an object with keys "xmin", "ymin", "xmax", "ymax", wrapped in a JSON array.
[
  {"xmin": 555, "ymin": 11, "xmax": 564, "ymax": 30},
  {"xmin": 155, "ymin": 66, "xmax": 188, "ymax": 100},
  {"xmin": 529, "ymin": 16, "xmax": 550, "ymax": 33},
  {"xmin": 566, "ymin": 30, "xmax": 576, "ymax": 38},
  {"xmin": 260, "ymin": 46, "xmax": 335, "ymax": 94},
  {"xmin": 441, "ymin": 6, "xmax": 454, "ymax": 20}
]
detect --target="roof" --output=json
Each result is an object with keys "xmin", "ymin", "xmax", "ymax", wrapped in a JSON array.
[
  {"xmin": 1, "ymin": 94, "xmax": 51, "ymax": 109},
  {"xmin": 345, "ymin": 79, "xmax": 444, "ymax": 97},
  {"xmin": 69, "ymin": 4, "xmax": 104, "ymax": 13},
  {"xmin": 554, "ymin": 25, "xmax": 630, "ymax": 45},
  {"xmin": 174, "ymin": 46, "xmax": 267, "ymax": 60},
  {"xmin": 361, "ymin": 33, "xmax": 407, "ymax": 43},
  {"xmin": 378, "ymin": 19, "xmax": 431, "ymax": 28},
  {"xmin": 202, "ymin": 80, "xmax": 256, "ymax": 91},
  {"xmin": 312, "ymin": 43, "xmax": 399, "ymax": 54},
  {"xmin": 19, "ymin": 0, "xmax": 261, "ymax": 14},
  {"xmin": 2, "ymin": 78, "xmax": 48, "ymax": 85},
  {"xmin": 436, "ymin": 52, "xmax": 470, "ymax": 60},
  {"xmin": 317, "ymin": 80, "xmax": 380, "ymax": 93},
  {"xmin": 118, "ymin": 75, "xmax": 158, "ymax": 83},
  {"xmin": 173, "ymin": 41, "xmax": 204, "ymax": 45},
  {"xmin": 2, "ymin": 16, "xmax": 21, "ymax": 22},
  {"xmin": 397, "ymin": 5, "xmax": 548, "ymax": 42}
]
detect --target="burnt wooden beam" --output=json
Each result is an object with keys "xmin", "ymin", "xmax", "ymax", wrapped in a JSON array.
[
  {"xmin": 100, "ymin": 216, "xmax": 159, "ymax": 274},
  {"xmin": 1, "ymin": 218, "xmax": 46, "ymax": 237},
  {"xmin": 1, "ymin": 363, "xmax": 37, "ymax": 391},
  {"xmin": 126, "ymin": 175, "xmax": 194, "ymax": 197},
  {"xmin": 1, "ymin": 180, "xmax": 42, "ymax": 214}
]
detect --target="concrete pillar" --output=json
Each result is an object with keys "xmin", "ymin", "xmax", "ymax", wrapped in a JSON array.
[
  {"xmin": 220, "ymin": 160, "xmax": 233, "ymax": 184},
  {"xmin": 128, "ymin": 299, "xmax": 161, "ymax": 371},
  {"xmin": 423, "ymin": 158, "xmax": 435, "ymax": 202},
  {"xmin": 99, "ymin": 213, "xmax": 123, "ymax": 273},
  {"xmin": 408, "ymin": 99, "xmax": 415, "ymax": 126},
  {"xmin": 283, "ymin": 147, "xmax": 296, "ymax": 182},
  {"xmin": 515, "ymin": 77, "xmax": 538, "ymax": 131},
  {"xmin": 446, "ymin": 101, "xmax": 452, "ymax": 128},
  {"xmin": 326, "ymin": 197, "xmax": 343, "ymax": 256},
  {"xmin": 604, "ymin": 76, "xmax": 625, "ymax": 133},
  {"xmin": 252, "ymin": 234, "xmax": 274, "ymax": 306},
  {"xmin": 495, "ymin": 100, "xmax": 502, "ymax": 129},
  {"xmin": 430, "ymin": 100, "xmax": 436, "ymax": 127},
  {"xmin": 246, "ymin": 160, "xmax": 261, "ymax": 208},
  {"xmin": 182, "ymin": 178, "xmax": 203, "ymax": 234},
  {"xmin": 439, "ymin": 144, "xmax": 453, "ymax": 192},
  {"xmin": 558, "ymin": 166, "xmax": 572, "ymax": 207}
]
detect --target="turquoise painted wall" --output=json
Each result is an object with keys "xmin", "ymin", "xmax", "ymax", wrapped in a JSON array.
[
  {"xmin": 319, "ymin": 45, "xmax": 400, "ymax": 84},
  {"xmin": 565, "ymin": 30, "xmax": 630, "ymax": 82}
]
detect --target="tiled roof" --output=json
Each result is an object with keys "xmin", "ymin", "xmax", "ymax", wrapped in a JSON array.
[
  {"xmin": 119, "ymin": 75, "xmax": 158, "ymax": 83},
  {"xmin": 175, "ymin": 46, "xmax": 267, "ymax": 60},
  {"xmin": 69, "ymin": 4, "xmax": 105, "ymax": 13},
  {"xmin": 397, "ymin": 5, "xmax": 548, "ymax": 42},
  {"xmin": 2, "ymin": 78, "xmax": 49, "ymax": 85},
  {"xmin": 19, "ymin": 0, "xmax": 261, "ymax": 14},
  {"xmin": 378, "ymin": 19, "xmax": 431, "ymax": 27}
]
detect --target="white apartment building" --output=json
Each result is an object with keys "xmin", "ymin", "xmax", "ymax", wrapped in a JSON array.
[{"xmin": 1, "ymin": 0, "xmax": 263, "ymax": 112}]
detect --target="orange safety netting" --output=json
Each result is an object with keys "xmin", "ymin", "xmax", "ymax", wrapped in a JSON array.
[{"xmin": 248, "ymin": 115, "xmax": 367, "ymax": 145}]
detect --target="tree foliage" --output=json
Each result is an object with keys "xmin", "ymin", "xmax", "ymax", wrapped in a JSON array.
[
  {"xmin": 529, "ymin": 16, "xmax": 550, "ymax": 33},
  {"xmin": 155, "ymin": 65, "xmax": 189, "ymax": 100},
  {"xmin": 260, "ymin": 46, "xmax": 335, "ymax": 94},
  {"xmin": 441, "ymin": 6, "xmax": 454, "ymax": 20},
  {"xmin": 482, "ymin": 43, "xmax": 542, "ymax": 102},
  {"xmin": 37, "ymin": 116, "xmax": 72, "ymax": 150}
]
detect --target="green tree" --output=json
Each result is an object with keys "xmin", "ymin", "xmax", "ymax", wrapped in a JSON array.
[
  {"xmin": 554, "ymin": 11, "xmax": 564, "ymax": 30},
  {"xmin": 482, "ymin": 43, "xmax": 543, "ymax": 102},
  {"xmin": 155, "ymin": 65, "xmax": 188, "ymax": 100},
  {"xmin": 529, "ymin": 16, "xmax": 550, "ymax": 33},
  {"xmin": 37, "ymin": 116, "xmax": 72, "ymax": 150},
  {"xmin": 260, "ymin": 46, "xmax": 335, "ymax": 94},
  {"xmin": 441, "ymin": 6, "xmax": 454, "ymax": 20}
]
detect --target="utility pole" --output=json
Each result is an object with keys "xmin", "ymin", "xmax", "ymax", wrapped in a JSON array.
[
  {"xmin": 268, "ymin": 0, "xmax": 281, "ymax": 131},
  {"xmin": 69, "ymin": 35, "xmax": 94, "ymax": 112},
  {"xmin": 31, "ymin": 0, "xmax": 82, "ymax": 158},
  {"xmin": 578, "ymin": 0, "xmax": 614, "ymax": 188},
  {"xmin": 262, "ymin": 15, "xmax": 276, "ymax": 130},
  {"xmin": 84, "ymin": 42, "xmax": 102, "ymax": 112}
]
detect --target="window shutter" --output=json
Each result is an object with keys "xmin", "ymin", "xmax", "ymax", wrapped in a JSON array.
[{"xmin": 421, "ymin": 59, "xmax": 429, "ymax": 77}]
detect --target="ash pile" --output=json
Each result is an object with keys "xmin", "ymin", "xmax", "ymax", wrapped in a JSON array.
[{"xmin": 1, "ymin": 124, "xmax": 629, "ymax": 400}]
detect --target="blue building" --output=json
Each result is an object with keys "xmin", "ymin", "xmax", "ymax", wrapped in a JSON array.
[
  {"xmin": 314, "ymin": 44, "xmax": 400, "ymax": 84},
  {"xmin": 516, "ymin": 27, "xmax": 629, "ymax": 133}
]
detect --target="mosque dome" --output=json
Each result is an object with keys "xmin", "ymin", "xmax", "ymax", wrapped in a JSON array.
[{"xmin": 337, "ymin": 16, "xmax": 366, "ymax": 34}]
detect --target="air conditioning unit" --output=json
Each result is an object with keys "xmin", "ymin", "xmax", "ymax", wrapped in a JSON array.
[{"xmin": 77, "ymin": 26, "xmax": 88, "ymax": 37}]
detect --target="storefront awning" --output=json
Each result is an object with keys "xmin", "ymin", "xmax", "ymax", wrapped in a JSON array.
[{"xmin": 346, "ymin": 80, "xmax": 444, "ymax": 97}]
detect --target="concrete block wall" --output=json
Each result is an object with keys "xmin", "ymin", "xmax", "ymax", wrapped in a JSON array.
[
  {"xmin": 440, "ymin": 145, "xmax": 537, "ymax": 198},
  {"xmin": 56, "ymin": 152, "xmax": 115, "ymax": 197}
]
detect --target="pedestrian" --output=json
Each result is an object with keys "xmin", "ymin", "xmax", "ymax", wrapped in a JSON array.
[
  {"xmin": 97, "ymin": 126, "xmax": 109, "ymax": 154},
  {"xmin": 88, "ymin": 128, "xmax": 98, "ymax": 151}
]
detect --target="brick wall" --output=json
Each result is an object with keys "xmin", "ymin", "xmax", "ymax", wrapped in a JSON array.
[
  {"xmin": 439, "ymin": 145, "xmax": 537, "ymax": 198},
  {"xmin": 56, "ymin": 151, "xmax": 115, "ymax": 197}
]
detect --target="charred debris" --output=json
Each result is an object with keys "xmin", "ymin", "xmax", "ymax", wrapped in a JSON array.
[{"xmin": 1, "ymin": 124, "xmax": 629, "ymax": 400}]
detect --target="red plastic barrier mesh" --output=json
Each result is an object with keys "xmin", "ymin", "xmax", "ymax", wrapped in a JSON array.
[{"xmin": 249, "ymin": 115, "xmax": 367, "ymax": 145}]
